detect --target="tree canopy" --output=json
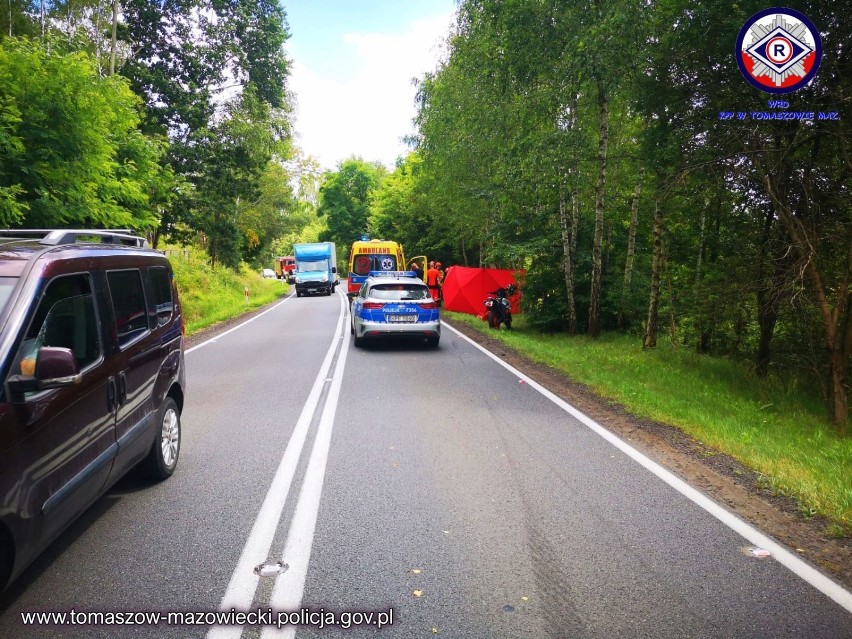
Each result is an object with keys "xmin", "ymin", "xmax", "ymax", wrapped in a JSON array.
[
  {"xmin": 0, "ymin": 37, "xmax": 171, "ymax": 229},
  {"xmin": 317, "ymin": 158, "xmax": 385, "ymax": 250},
  {"xmin": 0, "ymin": 0, "xmax": 302, "ymax": 269}
]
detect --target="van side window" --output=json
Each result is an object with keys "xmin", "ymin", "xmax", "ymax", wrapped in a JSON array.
[
  {"xmin": 107, "ymin": 270, "xmax": 149, "ymax": 348},
  {"xmin": 148, "ymin": 267, "xmax": 173, "ymax": 327},
  {"xmin": 12, "ymin": 274, "xmax": 101, "ymax": 377}
]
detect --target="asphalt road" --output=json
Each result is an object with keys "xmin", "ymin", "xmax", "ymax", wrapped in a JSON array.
[{"xmin": 0, "ymin": 287, "xmax": 850, "ymax": 638}]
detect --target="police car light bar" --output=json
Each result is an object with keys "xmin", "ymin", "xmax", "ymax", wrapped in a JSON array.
[{"xmin": 367, "ymin": 271, "xmax": 418, "ymax": 278}]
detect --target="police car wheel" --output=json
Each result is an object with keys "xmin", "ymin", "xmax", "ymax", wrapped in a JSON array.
[
  {"xmin": 353, "ymin": 334, "xmax": 364, "ymax": 347},
  {"xmin": 427, "ymin": 336, "xmax": 439, "ymax": 348}
]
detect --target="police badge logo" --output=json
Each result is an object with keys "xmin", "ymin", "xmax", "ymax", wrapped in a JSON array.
[{"xmin": 736, "ymin": 8, "xmax": 821, "ymax": 93}]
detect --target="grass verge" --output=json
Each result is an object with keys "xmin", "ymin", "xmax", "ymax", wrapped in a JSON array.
[
  {"xmin": 447, "ymin": 311, "xmax": 852, "ymax": 531},
  {"xmin": 166, "ymin": 247, "xmax": 287, "ymax": 334}
]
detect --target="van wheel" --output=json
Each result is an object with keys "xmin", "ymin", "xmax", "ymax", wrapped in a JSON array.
[{"xmin": 142, "ymin": 397, "xmax": 181, "ymax": 480}]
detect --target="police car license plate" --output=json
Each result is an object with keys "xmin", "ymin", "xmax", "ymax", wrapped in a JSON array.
[{"xmin": 387, "ymin": 314, "xmax": 417, "ymax": 323}]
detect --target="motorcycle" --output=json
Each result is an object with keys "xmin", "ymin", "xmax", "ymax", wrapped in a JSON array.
[{"xmin": 483, "ymin": 284, "xmax": 517, "ymax": 330}]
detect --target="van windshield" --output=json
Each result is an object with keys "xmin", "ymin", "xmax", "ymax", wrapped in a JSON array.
[
  {"xmin": 352, "ymin": 254, "xmax": 397, "ymax": 276},
  {"xmin": 298, "ymin": 260, "xmax": 328, "ymax": 272}
]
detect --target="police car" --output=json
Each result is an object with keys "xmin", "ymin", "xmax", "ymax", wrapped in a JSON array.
[{"xmin": 348, "ymin": 271, "xmax": 440, "ymax": 347}]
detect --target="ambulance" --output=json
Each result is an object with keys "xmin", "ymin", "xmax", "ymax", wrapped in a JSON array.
[{"xmin": 347, "ymin": 239, "xmax": 406, "ymax": 294}]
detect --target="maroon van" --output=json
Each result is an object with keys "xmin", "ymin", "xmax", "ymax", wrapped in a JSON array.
[{"xmin": 0, "ymin": 230, "xmax": 186, "ymax": 591}]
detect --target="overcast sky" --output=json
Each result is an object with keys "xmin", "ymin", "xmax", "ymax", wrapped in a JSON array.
[{"xmin": 284, "ymin": 0, "xmax": 457, "ymax": 171}]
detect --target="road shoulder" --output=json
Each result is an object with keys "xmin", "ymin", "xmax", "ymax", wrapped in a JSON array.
[{"xmin": 444, "ymin": 317, "xmax": 852, "ymax": 591}]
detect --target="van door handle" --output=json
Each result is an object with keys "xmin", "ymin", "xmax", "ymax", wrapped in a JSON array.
[
  {"xmin": 107, "ymin": 377, "xmax": 117, "ymax": 412},
  {"xmin": 118, "ymin": 372, "xmax": 127, "ymax": 406}
]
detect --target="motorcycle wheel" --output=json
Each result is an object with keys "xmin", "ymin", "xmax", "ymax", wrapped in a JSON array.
[{"xmin": 488, "ymin": 309, "xmax": 500, "ymax": 329}]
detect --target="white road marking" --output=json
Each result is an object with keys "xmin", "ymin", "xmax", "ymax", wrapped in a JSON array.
[
  {"xmin": 443, "ymin": 322, "xmax": 852, "ymax": 615},
  {"xmin": 207, "ymin": 292, "xmax": 346, "ymax": 639},
  {"xmin": 261, "ymin": 298, "xmax": 352, "ymax": 638},
  {"xmin": 186, "ymin": 293, "xmax": 294, "ymax": 354}
]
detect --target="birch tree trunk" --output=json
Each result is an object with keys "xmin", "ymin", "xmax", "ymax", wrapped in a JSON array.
[
  {"xmin": 571, "ymin": 182, "xmax": 579, "ymax": 284},
  {"xmin": 754, "ymin": 209, "xmax": 779, "ymax": 377},
  {"xmin": 588, "ymin": 78, "xmax": 608, "ymax": 337},
  {"xmin": 643, "ymin": 199, "xmax": 664, "ymax": 349},
  {"xmin": 95, "ymin": 1, "xmax": 104, "ymax": 75},
  {"xmin": 664, "ymin": 244, "xmax": 677, "ymax": 343},
  {"xmin": 695, "ymin": 203, "xmax": 706, "ymax": 284},
  {"xmin": 559, "ymin": 183, "xmax": 577, "ymax": 333},
  {"xmin": 110, "ymin": 0, "xmax": 119, "ymax": 76},
  {"xmin": 619, "ymin": 167, "xmax": 644, "ymax": 328}
]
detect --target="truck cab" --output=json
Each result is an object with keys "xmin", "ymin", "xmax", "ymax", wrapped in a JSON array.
[
  {"xmin": 293, "ymin": 243, "xmax": 338, "ymax": 297},
  {"xmin": 273, "ymin": 256, "xmax": 296, "ymax": 283},
  {"xmin": 281, "ymin": 256, "xmax": 295, "ymax": 283}
]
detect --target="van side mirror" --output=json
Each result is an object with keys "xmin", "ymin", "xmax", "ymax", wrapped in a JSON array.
[
  {"xmin": 7, "ymin": 347, "xmax": 81, "ymax": 401},
  {"xmin": 332, "ymin": 266, "xmax": 337, "ymax": 273},
  {"xmin": 36, "ymin": 347, "xmax": 81, "ymax": 388}
]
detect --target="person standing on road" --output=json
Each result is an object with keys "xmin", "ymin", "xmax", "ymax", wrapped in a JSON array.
[
  {"xmin": 426, "ymin": 261, "xmax": 441, "ymax": 301},
  {"xmin": 410, "ymin": 260, "xmax": 424, "ymax": 282}
]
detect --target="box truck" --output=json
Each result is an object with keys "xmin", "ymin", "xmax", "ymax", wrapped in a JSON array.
[{"xmin": 293, "ymin": 242, "xmax": 338, "ymax": 296}]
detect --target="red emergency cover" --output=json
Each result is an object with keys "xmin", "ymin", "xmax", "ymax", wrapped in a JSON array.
[{"xmin": 441, "ymin": 266, "xmax": 523, "ymax": 316}]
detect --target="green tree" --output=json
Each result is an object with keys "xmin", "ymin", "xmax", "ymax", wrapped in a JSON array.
[
  {"xmin": 189, "ymin": 87, "xmax": 288, "ymax": 268},
  {"xmin": 120, "ymin": 0, "xmax": 292, "ymax": 265},
  {"xmin": 414, "ymin": 0, "xmax": 646, "ymax": 335},
  {"xmin": 1, "ymin": 1, "xmax": 127, "ymax": 75},
  {"xmin": 637, "ymin": 0, "xmax": 851, "ymax": 430},
  {"xmin": 0, "ymin": 37, "xmax": 171, "ymax": 229},
  {"xmin": 0, "ymin": 93, "xmax": 25, "ymax": 226},
  {"xmin": 0, "ymin": 1, "xmax": 41, "ymax": 40},
  {"xmin": 369, "ymin": 152, "xmax": 441, "ymax": 257},
  {"xmin": 317, "ymin": 158, "xmax": 385, "ymax": 250}
]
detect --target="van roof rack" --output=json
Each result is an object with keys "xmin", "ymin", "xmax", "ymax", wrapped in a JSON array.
[{"xmin": 0, "ymin": 229, "xmax": 148, "ymax": 248}]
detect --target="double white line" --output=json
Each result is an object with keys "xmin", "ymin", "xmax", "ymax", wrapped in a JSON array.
[{"xmin": 208, "ymin": 292, "xmax": 351, "ymax": 639}]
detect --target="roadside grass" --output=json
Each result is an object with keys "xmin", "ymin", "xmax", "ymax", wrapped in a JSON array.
[
  {"xmin": 166, "ymin": 247, "xmax": 287, "ymax": 334},
  {"xmin": 446, "ymin": 311, "xmax": 852, "ymax": 531}
]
